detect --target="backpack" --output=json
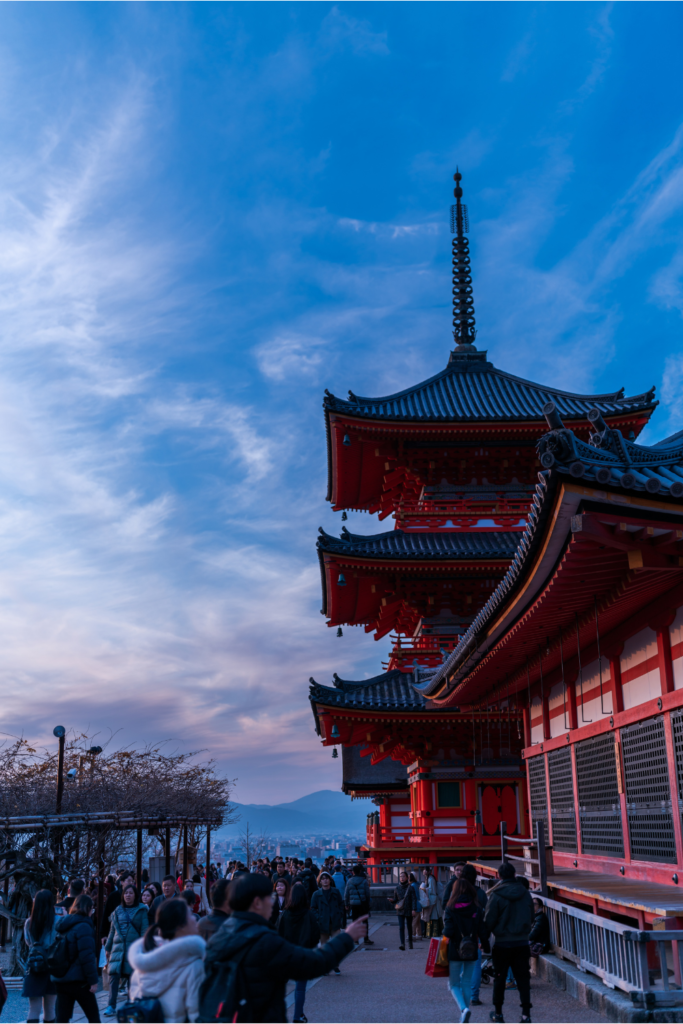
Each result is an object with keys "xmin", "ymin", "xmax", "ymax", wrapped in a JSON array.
[
  {"xmin": 116, "ymin": 998, "xmax": 164, "ymax": 1023},
  {"xmin": 47, "ymin": 930, "xmax": 77, "ymax": 979},
  {"xmin": 26, "ymin": 943, "xmax": 50, "ymax": 974},
  {"xmin": 457, "ymin": 908, "xmax": 478, "ymax": 960},
  {"xmin": 198, "ymin": 924, "xmax": 265, "ymax": 1023}
]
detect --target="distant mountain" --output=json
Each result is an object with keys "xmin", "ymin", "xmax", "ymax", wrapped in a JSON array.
[{"xmin": 216, "ymin": 790, "xmax": 368, "ymax": 838}]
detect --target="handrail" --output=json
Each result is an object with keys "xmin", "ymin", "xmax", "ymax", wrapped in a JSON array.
[{"xmin": 501, "ymin": 820, "xmax": 547, "ymax": 895}]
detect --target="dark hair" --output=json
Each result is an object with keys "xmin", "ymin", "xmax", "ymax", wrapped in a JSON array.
[
  {"xmin": 29, "ymin": 889, "xmax": 55, "ymax": 942},
  {"xmin": 518, "ymin": 875, "xmax": 530, "ymax": 889},
  {"xmin": 179, "ymin": 890, "xmax": 197, "ymax": 910},
  {"xmin": 304, "ymin": 858, "xmax": 312, "ymax": 867},
  {"xmin": 273, "ymin": 877, "xmax": 291, "ymax": 902},
  {"xmin": 447, "ymin": 877, "xmax": 477, "ymax": 908},
  {"xmin": 70, "ymin": 894, "xmax": 93, "ymax": 916},
  {"xmin": 498, "ymin": 862, "xmax": 516, "ymax": 881},
  {"xmin": 461, "ymin": 864, "xmax": 477, "ymax": 886},
  {"xmin": 192, "ymin": 874, "xmax": 201, "ymax": 884},
  {"xmin": 69, "ymin": 878, "xmax": 85, "ymax": 897},
  {"xmin": 228, "ymin": 873, "xmax": 273, "ymax": 912},
  {"xmin": 144, "ymin": 898, "xmax": 189, "ymax": 950},
  {"xmin": 210, "ymin": 877, "xmax": 231, "ymax": 909},
  {"xmin": 285, "ymin": 881, "xmax": 309, "ymax": 912},
  {"xmin": 122, "ymin": 885, "xmax": 139, "ymax": 904},
  {"xmin": 533, "ymin": 897, "xmax": 543, "ymax": 908},
  {"xmin": 352, "ymin": 864, "xmax": 364, "ymax": 876},
  {"xmin": 409, "ymin": 872, "xmax": 417, "ymax": 884},
  {"xmin": 162, "ymin": 874, "xmax": 176, "ymax": 883}
]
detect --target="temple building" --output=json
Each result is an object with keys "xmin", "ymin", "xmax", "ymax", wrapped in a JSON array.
[{"xmin": 308, "ymin": 172, "xmax": 658, "ymax": 866}]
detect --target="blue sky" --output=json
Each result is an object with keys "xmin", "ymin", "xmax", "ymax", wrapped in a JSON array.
[{"xmin": 1, "ymin": 2, "xmax": 683, "ymax": 802}]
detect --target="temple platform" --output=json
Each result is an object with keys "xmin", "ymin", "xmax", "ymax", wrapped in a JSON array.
[{"xmin": 473, "ymin": 861, "xmax": 683, "ymax": 926}]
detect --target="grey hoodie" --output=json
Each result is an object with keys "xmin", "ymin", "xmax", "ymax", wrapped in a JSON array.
[{"xmin": 484, "ymin": 879, "xmax": 534, "ymax": 948}]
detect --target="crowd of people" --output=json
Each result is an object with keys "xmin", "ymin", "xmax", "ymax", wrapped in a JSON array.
[
  {"xmin": 17, "ymin": 856, "xmax": 369, "ymax": 1023},
  {"xmin": 387, "ymin": 860, "xmax": 550, "ymax": 1024}
]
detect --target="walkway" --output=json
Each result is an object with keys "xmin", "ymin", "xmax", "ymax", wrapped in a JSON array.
[{"xmin": 296, "ymin": 916, "xmax": 609, "ymax": 1024}]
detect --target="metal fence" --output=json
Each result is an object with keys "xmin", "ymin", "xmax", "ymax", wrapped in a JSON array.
[{"xmin": 540, "ymin": 894, "xmax": 683, "ymax": 1006}]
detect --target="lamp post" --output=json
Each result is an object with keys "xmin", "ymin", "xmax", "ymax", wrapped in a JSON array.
[{"xmin": 53, "ymin": 726, "xmax": 66, "ymax": 814}]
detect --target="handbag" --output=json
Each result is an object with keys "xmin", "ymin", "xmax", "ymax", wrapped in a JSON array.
[
  {"xmin": 116, "ymin": 998, "xmax": 163, "ymax": 1023},
  {"xmin": 424, "ymin": 936, "xmax": 448, "ymax": 978},
  {"xmin": 395, "ymin": 897, "xmax": 405, "ymax": 911},
  {"xmin": 436, "ymin": 935, "xmax": 450, "ymax": 968},
  {"xmin": 530, "ymin": 941, "xmax": 544, "ymax": 958}
]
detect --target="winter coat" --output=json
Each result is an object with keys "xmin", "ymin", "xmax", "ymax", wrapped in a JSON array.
[
  {"xmin": 332, "ymin": 871, "xmax": 346, "ymax": 897},
  {"xmin": 22, "ymin": 920, "xmax": 57, "ymax": 999},
  {"xmin": 52, "ymin": 913, "xmax": 98, "ymax": 988},
  {"xmin": 391, "ymin": 881, "xmax": 415, "ymax": 917},
  {"xmin": 204, "ymin": 910, "xmax": 354, "ymax": 1023},
  {"xmin": 443, "ymin": 900, "xmax": 490, "ymax": 961},
  {"xmin": 277, "ymin": 908, "xmax": 320, "ymax": 949},
  {"xmin": 484, "ymin": 879, "xmax": 534, "ymax": 947},
  {"xmin": 296, "ymin": 868, "xmax": 318, "ymax": 901},
  {"xmin": 444, "ymin": 877, "xmax": 487, "ymax": 912},
  {"xmin": 269, "ymin": 895, "xmax": 287, "ymax": 930},
  {"xmin": 420, "ymin": 876, "xmax": 440, "ymax": 921},
  {"xmin": 344, "ymin": 875, "xmax": 370, "ymax": 910},
  {"xmin": 310, "ymin": 887, "xmax": 345, "ymax": 934},
  {"xmin": 105, "ymin": 903, "xmax": 149, "ymax": 975},
  {"xmin": 128, "ymin": 934, "xmax": 206, "ymax": 1024},
  {"xmin": 198, "ymin": 908, "xmax": 230, "ymax": 941},
  {"xmin": 151, "ymin": 892, "xmax": 176, "ymax": 919},
  {"xmin": 529, "ymin": 908, "xmax": 551, "ymax": 952}
]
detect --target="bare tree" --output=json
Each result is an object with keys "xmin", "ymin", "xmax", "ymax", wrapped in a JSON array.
[{"xmin": 238, "ymin": 823, "xmax": 270, "ymax": 869}]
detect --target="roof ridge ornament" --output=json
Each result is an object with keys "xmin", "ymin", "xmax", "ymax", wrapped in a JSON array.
[{"xmin": 450, "ymin": 169, "xmax": 477, "ymax": 356}]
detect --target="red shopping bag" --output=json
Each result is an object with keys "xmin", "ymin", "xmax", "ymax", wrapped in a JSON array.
[{"xmin": 424, "ymin": 936, "xmax": 449, "ymax": 977}]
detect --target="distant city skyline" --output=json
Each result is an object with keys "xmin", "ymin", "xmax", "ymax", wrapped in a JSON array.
[{"xmin": 0, "ymin": 4, "xmax": 683, "ymax": 802}]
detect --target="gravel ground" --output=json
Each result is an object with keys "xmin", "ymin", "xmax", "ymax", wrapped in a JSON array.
[{"xmin": 296, "ymin": 916, "xmax": 610, "ymax": 1024}]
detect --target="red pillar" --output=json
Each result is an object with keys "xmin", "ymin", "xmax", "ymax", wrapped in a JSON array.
[
  {"xmin": 522, "ymin": 702, "xmax": 531, "ymax": 748},
  {"xmin": 566, "ymin": 672, "xmax": 578, "ymax": 731},
  {"xmin": 542, "ymin": 688, "xmax": 551, "ymax": 742},
  {"xmin": 657, "ymin": 625, "xmax": 675, "ymax": 695},
  {"xmin": 607, "ymin": 650, "xmax": 624, "ymax": 714}
]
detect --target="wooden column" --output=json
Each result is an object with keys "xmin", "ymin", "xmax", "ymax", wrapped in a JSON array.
[
  {"xmin": 522, "ymin": 702, "xmax": 531, "ymax": 748},
  {"xmin": 664, "ymin": 713, "xmax": 683, "ymax": 868},
  {"xmin": 656, "ymin": 622, "xmax": 676, "ymax": 695},
  {"xmin": 566, "ymin": 673, "xmax": 578, "ymax": 731},
  {"xmin": 182, "ymin": 825, "xmax": 188, "ymax": 883},
  {"xmin": 206, "ymin": 827, "xmax": 211, "ymax": 891},
  {"xmin": 615, "ymin": 732, "xmax": 631, "ymax": 864},
  {"xmin": 543, "ymin": 753, "xmax": 553, "ymax": 846},
  {"xmin": 165, "ymin": 827, "xmax": 171, "ymax": 876},
  {"xmin": 136, "ymin": 828, "xmax": 143, "ymax": 890},
  {"xmin": 607, "ymin": 648, "xmax": 625, "ymax": 714},
  {"xmin": 542, "ymin": 689, "xmax": 551, "ymax": 742},
  {"xmin": 570, "ymin": 742, "xmax": 582, "ymax": 857}
]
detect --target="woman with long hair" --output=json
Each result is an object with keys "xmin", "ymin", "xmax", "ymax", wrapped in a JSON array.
[
  {"xmin": 443, "ymin": 877, "xmax": 490, "ymax": 1024},
  {"xmin": 278, "ymin": 882, "xmax": 320, "ymax": 1024},
  {"xmin": 103, "ymin": 885, "xmax": 149, "ymax": 1018},
  {"xmin": 23, "ymin": 889, "xmax": 58, "ymax": 1023},
  {"xmin": 127, "ymin": 898, "xmax": 206, "ymax": 1023},
  {"xmin": 269, "ymin": 877, "xmax": 290, "ymax": 929},
  {"xmin": 53, "ymin": 894, "xmax": 100, "ymax": 1024},
  {"xmin": 409, "ymin": 872, "xmax": 421, "ymax": 940}
]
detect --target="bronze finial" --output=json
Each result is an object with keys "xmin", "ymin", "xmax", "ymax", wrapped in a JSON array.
[{"xmin": 450, "ymin": 169, "xmax": 477, "ymax": 352}]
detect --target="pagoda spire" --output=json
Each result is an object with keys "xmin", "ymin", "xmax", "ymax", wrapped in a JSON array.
[{"xmin": 451, "ymin": 169, "xmax": 477, "ymax": 352}]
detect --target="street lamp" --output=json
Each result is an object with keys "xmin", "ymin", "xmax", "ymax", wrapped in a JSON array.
[{"xmin": 53, "ymin": 726, "xmax": 66, "ymax": 814}]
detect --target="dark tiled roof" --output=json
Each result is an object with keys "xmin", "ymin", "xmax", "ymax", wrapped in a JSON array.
[
  {"xmin": 310, "ymin": 669, "xmax": 427, "ymax": 710},
  {"xmin": 324, "ymin": 349, "xmax": 657, "ymax": 424},
  {"xmin": 317, "ymin": 526, "xmax": 520, "ymax": 560},
  {"xmin": 418, "ymin": 413, "xmax": 683, "ymax": 699},
  {"xmin": 341, "ymin": 746, "xmax": 409, "ymax": 793}
]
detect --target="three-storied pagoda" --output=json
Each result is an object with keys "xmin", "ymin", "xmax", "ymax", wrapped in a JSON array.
[{"xmin": 309, "ymin": 173, "xmax": 657, "ymax": 864}]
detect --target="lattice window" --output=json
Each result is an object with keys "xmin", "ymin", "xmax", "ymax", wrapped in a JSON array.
[
  {"xmin": 575, "ymin": 733, "xmax": 623, "ymax": 858},
  {"xmin": 527, "ymin": 755, "xmax": 547, "ymax": 841},
  {"xmin": 548, "ymin": 746, "xmax": 577, "ymax": 853},
  {"xmin": 621, "ymin": 716, "xmax": 676, "ymax": 863},
  {"xmin": 670, "ymin": 709, "xmax": 683, "ymax": 800}
]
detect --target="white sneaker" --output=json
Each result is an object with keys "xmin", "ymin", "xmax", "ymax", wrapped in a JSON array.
[{"xmin": 460, "ymin": 1010, "xmax": 471, "ymax": 1023}]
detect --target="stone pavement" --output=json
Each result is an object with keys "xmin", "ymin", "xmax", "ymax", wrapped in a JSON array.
[{"xmin": 295, "ymin": 916, "xmax": 610, "ymax": 1024}]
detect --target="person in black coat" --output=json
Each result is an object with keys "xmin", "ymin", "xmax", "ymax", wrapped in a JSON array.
[
  {"xmin": 198, "ymin": 877, "xmax": 232, "ymax": 941},
  {"xmin": 203, "ymin": 873, "xmax": 367, "ymax": 1024},
  {"xmin": 52, "ymin": 894, "xmax": 100, "ymax": 1023},
  {"xmin": 530, "ymin": 898, "xmax": 551, "ymax": 953},
  {"xmin": 269, "ymin": 878, "xmax": 290, "ymax": 930},
  {"xmin": 278, "ymin": 883, "xmax": 320, "ymax": 1023},
  {"xmin": 443, "ymin": 877, "xmax": 490, "ymax": 1024}
]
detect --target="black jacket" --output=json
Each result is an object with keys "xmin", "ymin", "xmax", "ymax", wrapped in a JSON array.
[
  {"xmin": 310, "ymin": 887, "xmax": 345, "ymax": 934},
  {"xmin": 529, "ymin": 909, "xmax": 551, "ymax": 951},
  {"xmin": 198, "ymin": 907, "xmax": 230, "ymax": 941},
  {"xmin": 53, "ymin": 913, "xmax": 98, "ymax": 987},
  {"xmin": 277, "ymin": 908, "xmax": 320, "ymax": 949},
  {"xmin": 443, "ymin": 900, "xmax": 490, "ymax": 961},
  {"xmin": 205, "ymin": 910, "xmax": 353, "ymax": 1023},
  {"xmin": 296, "ymin": 869, "xmax": 318, "ymax": 901},
  {"xmin": 390, "ymin": 881, "xmax": 416, "ymax": 918},
  {"xmin": 484, "ymin": 879, "xmax": 534, "ymax": 947}
]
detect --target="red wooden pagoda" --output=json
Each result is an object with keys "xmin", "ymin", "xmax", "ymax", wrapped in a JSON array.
[{"xmin": 309, "ymin": 172, "xmax": 658, "ymax": 865}]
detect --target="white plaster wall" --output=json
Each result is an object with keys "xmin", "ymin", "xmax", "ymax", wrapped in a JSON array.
[
  {"xmin": 573, "ymin": 657, "xmax": 612, "ymax": 722},
  {"xmin": 548, "ymin": 680, "xmax": 569, "ymax": 737},
  {"xmin": 621, "ymin": 627, "xmax": 661, "ymax": 709},
  {"xmin": 670, "ymin": 606, "xmax": 683, "ymax": 690}
]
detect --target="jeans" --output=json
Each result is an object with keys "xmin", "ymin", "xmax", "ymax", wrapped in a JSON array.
[
  {"xmin": 398, "ymin": 915, "xmax": 413, "ymax": 947},
  {"xmin": 449, "ymin": 960, "xmax": 476, "ymax": 1012},
  {"xmin": 107, "ymin": 972, "xmax": 128, "ymax": 1009},
  {"xmin": 293, "ymin": 979, "xmax": 307, "ymax": 1020},
  {"xmin": 471, "ymin": 947, "xmax": 482, "ymax": 1000},
  {"xmin": 55, "ymin": 985, "xmax": 101, "ymax": 1023},
  {"xmin": 492, "ymin": 945, "xmax": 532, "ymax": 1015}
]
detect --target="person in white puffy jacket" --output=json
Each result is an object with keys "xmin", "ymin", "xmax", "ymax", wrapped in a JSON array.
[{"xmin": 127, "ymin": 897, "xmax": 206, "ymax": 1023}]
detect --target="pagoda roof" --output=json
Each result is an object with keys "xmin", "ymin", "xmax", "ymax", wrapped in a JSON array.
[
  {"xmin": 341, "ymin": 746, "xmax": 409, "ymax": 796},
  {"xmin": 309, "ymin": 669, "xmax": 428, "ymax": 711},
  {"xmin": 324, "ymin": 349, "xmax": 657, "ymax": 425},
  {"xmin": 417, "ymin": 407, "xmax": 683, "ymax": 703},
  {"xmin": 317, "ymin": 525, "xmax": 520, "ymax": 561}
]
